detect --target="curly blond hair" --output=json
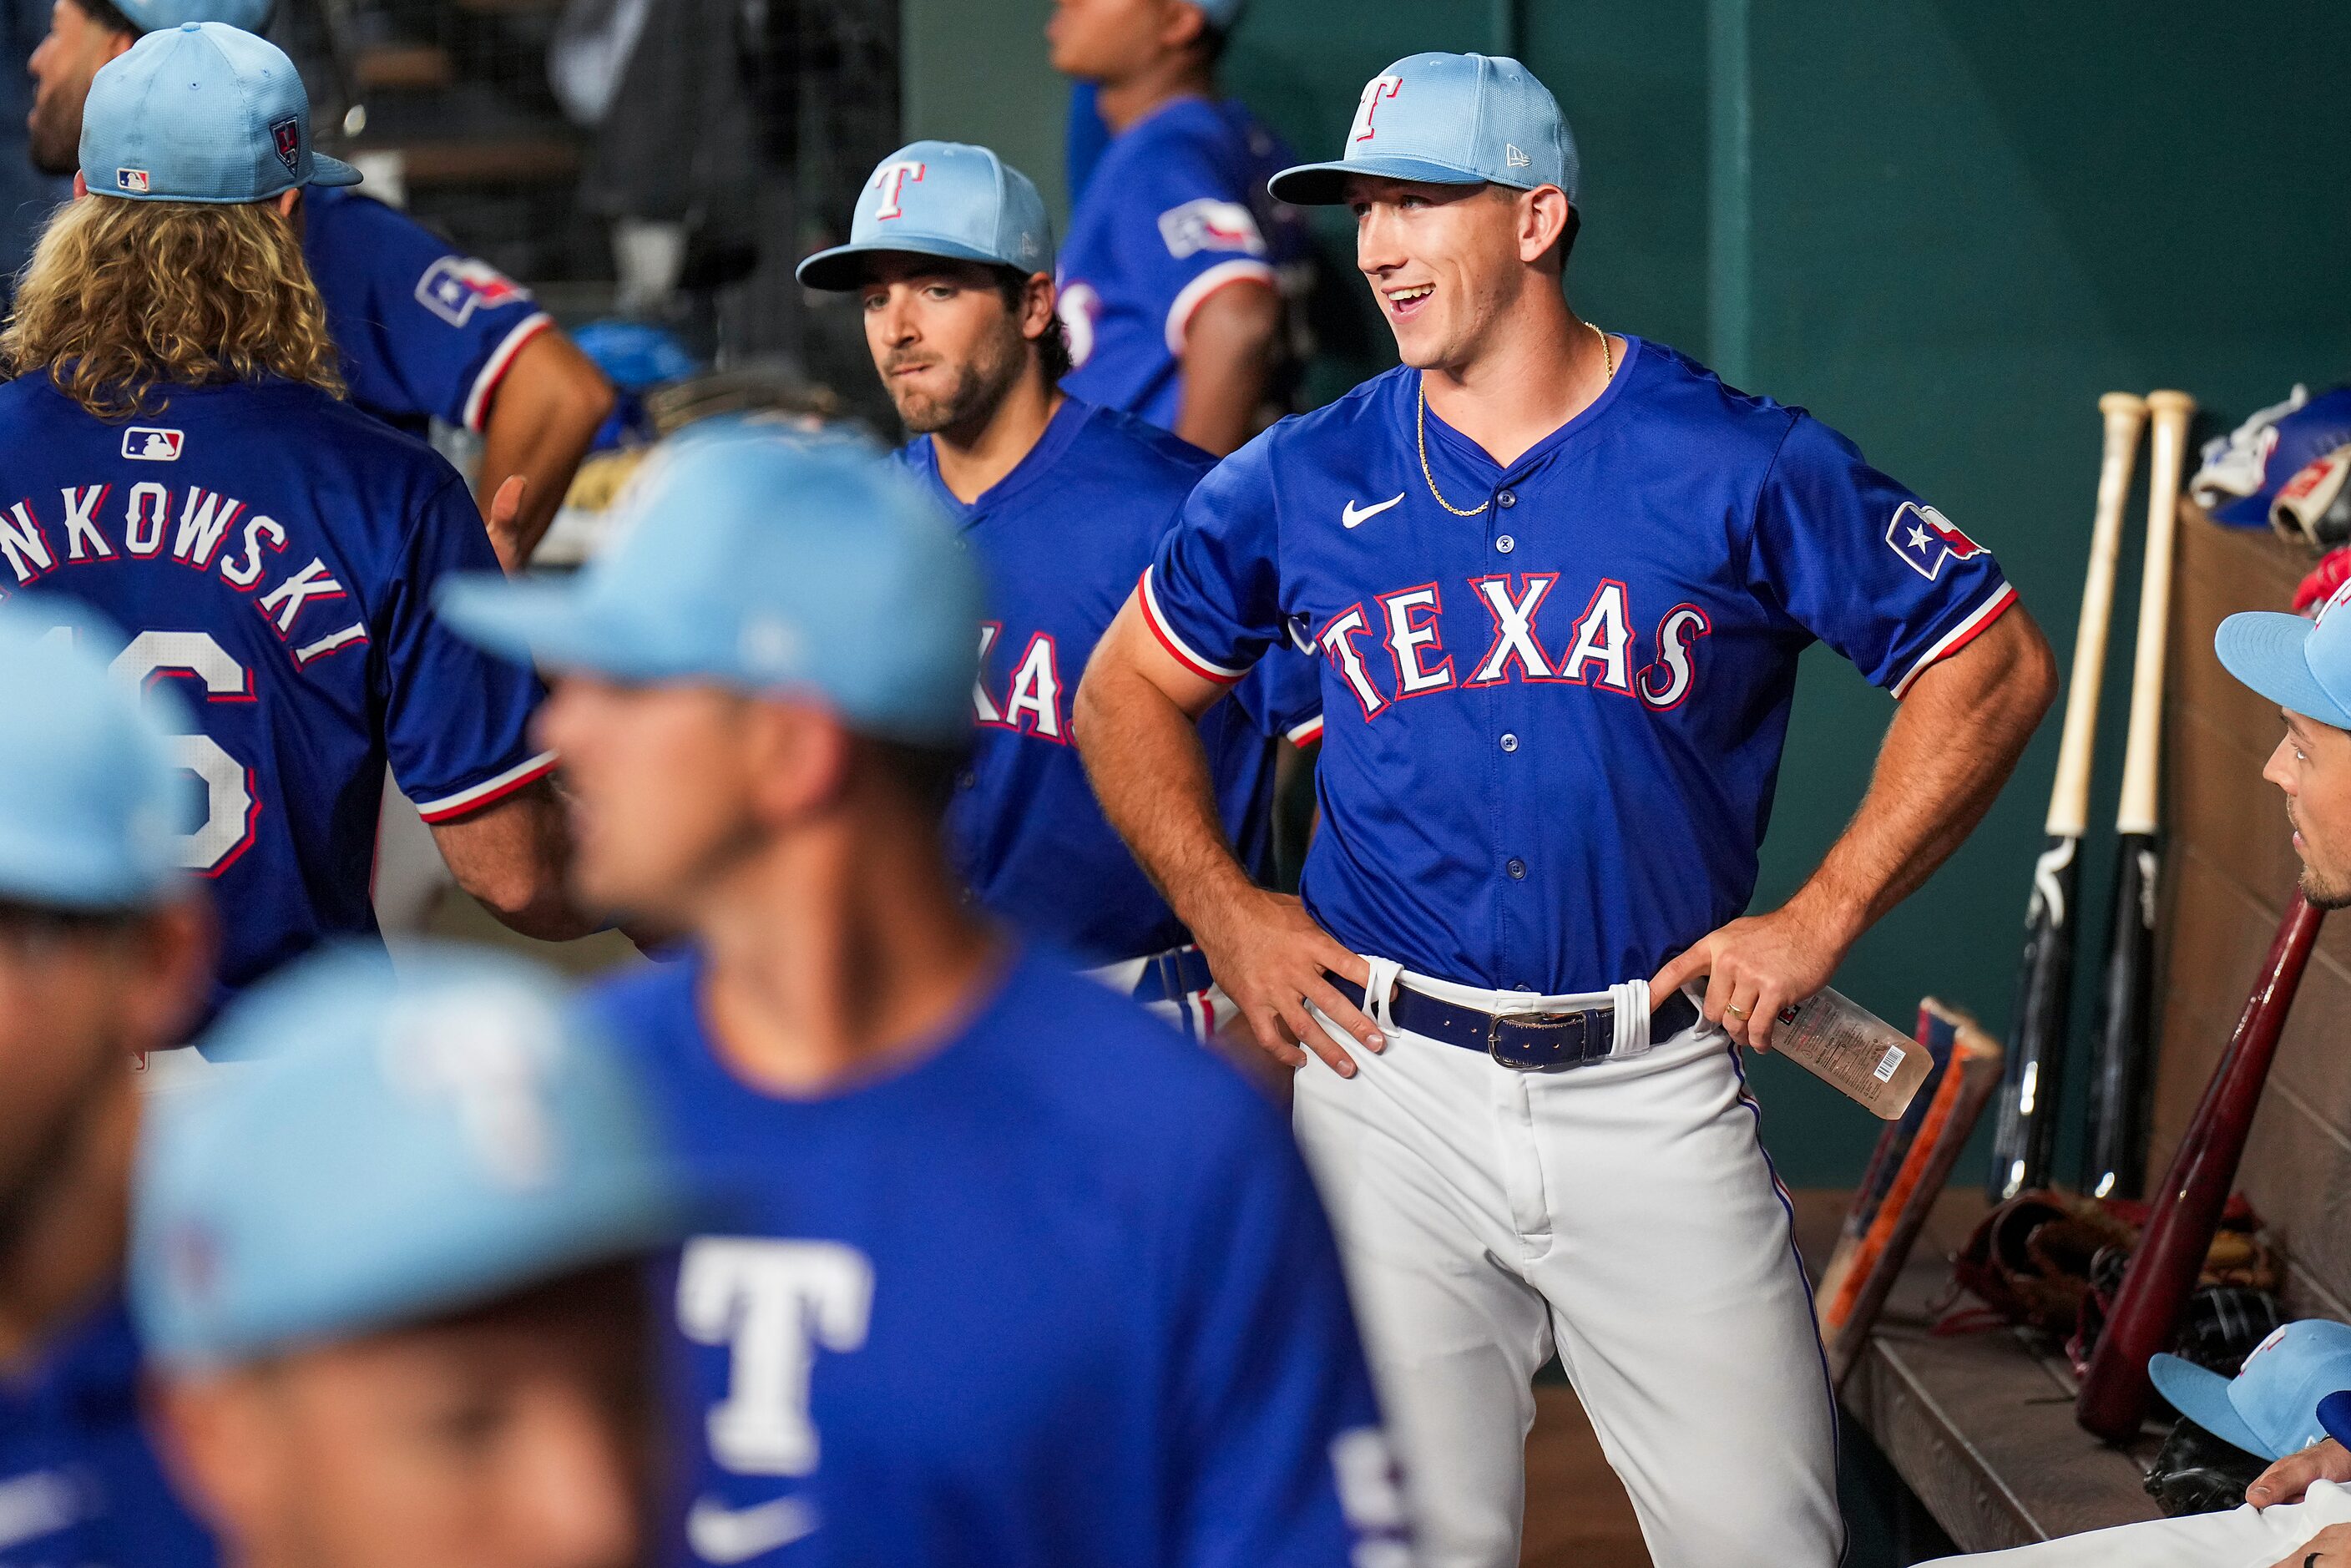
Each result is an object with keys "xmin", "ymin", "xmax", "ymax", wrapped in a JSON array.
[{"xmin": 2, "ymin": 194, "xmax": 344, "ymax": 421}]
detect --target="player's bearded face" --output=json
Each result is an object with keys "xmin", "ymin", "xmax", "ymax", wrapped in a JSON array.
[
  {"xmin": 26, "ymin": 0, "xmax": 116, "ymax": 177},
  {"xmin": 1350, "ymin": 180, "xmax": 1540, "ymax": 372},
  {"xmin": 535, "ymin": 677, "xmax": 771, "ymax": 918},
  {"xmin": 2268, "ymin": 713, "xmax": 2351, "ymax": 908},
  {"xmin": 160, "ymin": 1266, "xmax": 652, "ymax": 1568},
  {"xmin": 863, "ymin": 269, "xmax": 1029, "ymax": 437}
]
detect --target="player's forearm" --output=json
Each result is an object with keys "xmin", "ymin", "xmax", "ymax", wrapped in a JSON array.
[
  {"xmin": 1172, "ymin": 281, "xmax": 1280, "ymax": 458},
  {"xmin": 1794, "ymin": 606, "xmax": 2058, "ymax": 943},
  {"xmin": 477, "ymin": 333, "xmax": 614, "ymax": 571},
  {"xmin": 429, "ymin": 781, "xmax": 604, "ymax": 942},
  {"xmin": 1074, "ymin": 625, "xmax": 1256, "ymax": 931}
]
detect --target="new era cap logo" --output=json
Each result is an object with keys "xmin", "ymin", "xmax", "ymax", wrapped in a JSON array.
[
  {"xmin": 123, "ymin": 427, "xmax": 184, "ymax": 461},
  {"xmin": 1507, "ymin": 144, "xmax": 1531, "ymax": 168},
  {"xmin": 115, "ymin": 168, "xmax": 149, "ymax": 193}
]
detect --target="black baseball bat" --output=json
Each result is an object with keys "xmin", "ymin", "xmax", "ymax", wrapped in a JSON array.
[
  {"xmin": 1988, "ymin": 393, "xmax": 2146, "ymax": 1201},
  {"xmin": 2080, "ymin": 390, "xmax": 2194, "ymax": 1200}
]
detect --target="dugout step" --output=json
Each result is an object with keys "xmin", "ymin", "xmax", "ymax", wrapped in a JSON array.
[{"xmin": 1838, "ymin": 1192, "xmax": 2165, "ymax": 1552}]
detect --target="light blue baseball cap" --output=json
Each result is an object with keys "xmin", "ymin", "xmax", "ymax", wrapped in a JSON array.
[
  {"xmin": 2217, "ymin": 574, "xmax": 2351, "ymax": 729},
  {"xmin": 133, "ymin": 943, "xmax": 696, "ymax": 1368},
  {"xmin": 112, "ymin": 0, "xmax": 274, "ymax": 34},
  {"xmin": 0, "ymin": 601, "xmax": 185, "ymax": 912},
  {"xmin": 1269, "ymin": 52, "xmax": 1578, "ymax": 208},
  {"xmin": 437, "ymin": 427, "xmax": 981, "ymax": 745},
  {"xmin": 81, "ymin": 23, "xmax": 359, "ymax": 205},
  {"xmin": 2151, "ymin": 1319, "xmax": 2351, "ymax": 1460},
  {"xmin": 796, "ymin": 139, "xmax": 1052, "ymax": 291}
]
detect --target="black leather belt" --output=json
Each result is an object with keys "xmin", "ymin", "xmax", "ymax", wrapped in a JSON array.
[{"xmin": 1330, "ymin": 975, "xmax": 1701, "ymax": 1071}]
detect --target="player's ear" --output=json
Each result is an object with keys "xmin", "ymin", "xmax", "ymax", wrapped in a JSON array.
[
  {"xmin": 275, "ymin": 189, "xmax": 300, "ymax": 220},
  {"xmin": 124, "ymin": 892, "xmax": 218, "ymax": 1053},
  {"xmin": 71, "ymin": 170, "xmax": 87, "ymax": 200},
  {"xmin": 1160, "ymin": 0, "xmax": 1207, "ymax": 53},
  {"xmin": 1021, "ymin": 273, "xmax": 1057, "ymax": 341},
  {"xmin": 1518, "ymin": 186, "xmax": 1572, "ymax": 271}
]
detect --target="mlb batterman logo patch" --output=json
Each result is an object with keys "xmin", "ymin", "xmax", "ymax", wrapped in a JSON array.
[
  {"xmin": 115, "ymin": 168, "xmax": 149, "ymax": 193},
  {"xmin": 270, "ymin": 115, "xmax": 301, "ymax": 175},
  {"xmin": 122, "ymin": 427, "xmax": 184, "ymax": 461}
]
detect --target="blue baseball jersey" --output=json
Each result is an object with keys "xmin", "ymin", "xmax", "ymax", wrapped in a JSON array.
[
  {"xmin": 0, "ymin": 377, "xmax": 554, "ymax": 1015},
  {"xmin": 1056, "ymin": 97, "xmax": 1309, "ymax": 430},
  {"xmin": 1142, "ymin": 340, "xmax": 2020, "ymax": 994},
  {"xmin": 896, "ymin": 397, "xmax": 1319, "ymax": 965},
  {"xmin": 0, "ymin": 1297, "xmax": 215, "ymax": 1568},
  {"xmin": 594, "ymin": 949, "xmax": 1407, "ymax": 1568},
  {"xmin": 304, "ymin": 186, "xmax": 554, "ymax": 439}
]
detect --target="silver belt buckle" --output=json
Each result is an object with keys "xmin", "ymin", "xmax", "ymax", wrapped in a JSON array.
[{"xmin": 1487, "ymin": 1009, "xmax": 1600, "ymax": 1072}]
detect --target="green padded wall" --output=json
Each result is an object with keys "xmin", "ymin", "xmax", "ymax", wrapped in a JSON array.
[{"xmin": 903, "ymin": 0, "xmax": 2351, "ymax": 1182}]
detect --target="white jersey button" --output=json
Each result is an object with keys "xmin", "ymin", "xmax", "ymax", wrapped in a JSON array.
[
  {"xmin": 1496, "ymin": 534, "xmax": 1515, "ymax": 553},
  {"xmin": 1497, "ymin": 489, "xmax": 1517, "ymax": 508},
  {"xmin": 1505, "ymin": 857, "xmax": 1526, "ymax": 880},
  {"xmin": 1499, "ymin": 733, "xmax": 1519, "ymax": 752}
]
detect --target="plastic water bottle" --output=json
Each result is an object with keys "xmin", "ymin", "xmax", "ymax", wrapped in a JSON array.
[{"xmin": 1767, "ymin": 987, "xmax": 1932, "ymax": 1120}]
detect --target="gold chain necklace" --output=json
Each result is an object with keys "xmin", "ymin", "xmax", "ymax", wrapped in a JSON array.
[{"xmin": 1416, "ymin": 321, "xmax": 1615, "ymax": 518}]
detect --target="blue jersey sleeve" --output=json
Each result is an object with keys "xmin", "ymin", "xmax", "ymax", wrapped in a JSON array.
[
  {"xmin": 380, "ymin": 477, "xmax": 555, "ymax": 820},
  {"xmin": 1747, "ymin": 414, "xmax": 2017, "ymax": 697},
  {"xmin": 310, "ymin": 193, "xmax": 554, "ymax": 432},
  {"xmin": 1120, "ymin": 123, "xmax": 1281, "ymax": 360},
  {"xmin": 1169, "ymin": 1106, "xmax": 1405, "ymax": 1567},
  {"xmin": 1142, "ymin": 434, "xmax": 1287, "ymax": 684}
]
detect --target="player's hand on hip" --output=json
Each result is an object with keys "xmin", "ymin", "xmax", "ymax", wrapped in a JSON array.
[
  {"xmin": 1191, "ymin": 886, "xmax": 1381, "ymax": 1077},
  {"xmin": 2268, "ymin": 1523, "xmax": 2351, "ymax": 1568},
  {"xmin": 2252, "ymin": 1439, "xmax": 2351, "ymax": 1510},
  {"xmin": 1646, "ymin": 902, "xmax": 1850, "ymax": 1052}
]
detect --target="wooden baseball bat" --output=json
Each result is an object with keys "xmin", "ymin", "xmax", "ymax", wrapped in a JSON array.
[
  {"xmin": 2075, "ymin": 892, "xmax": 2323, "ymax": 1442},
  {"xmin": 2081, "ymin": 390, "xmax": 2196, "ymax": 1200},
  {"xmin": 1987, "ymin": 393, "xmax": 2147, "ymax": 1201}
]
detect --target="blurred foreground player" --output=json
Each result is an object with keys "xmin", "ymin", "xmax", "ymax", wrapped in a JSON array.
[
  {"xmin": 797, "ymin": 139, "xmax": 1317, "ymax": 1033},
  {"xmin": 137, "ymin": 945, "xmax": 694, "ymax": 1568},
  {"xmin": 438, "ymin": 432, "xmax": 1408, "ymax": 1567},
  {"xmin": 1920, "ymin": 587, "xmax": 2351, "ymax": 1568},
  {"xmin": 0, "ymin": 23, "xmax": 596, "ymax": 1020},
  {"xmin": 28, "ymin": 0, "xmax": 612, "ymax": 568},
  {"xmin": 0, "ymin": 604, "xmax": 215, "ymax": 1568},
  {"xmin": 1047, "ymin": 0, "xmax": 1306, "ymax": 453},
  {"xmin": 1079, "ymin": 51, "xmax": 2055, "ymax": 1568}
]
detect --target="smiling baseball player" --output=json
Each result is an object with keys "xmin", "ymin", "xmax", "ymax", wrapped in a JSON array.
[
  {"xmin": 795, "ymin": 139, "xmax": 1317, "ymax": 1034},
  {"xmin": 1077, "ymin": 51, "xmax": 2057, "ymax": 1567}
]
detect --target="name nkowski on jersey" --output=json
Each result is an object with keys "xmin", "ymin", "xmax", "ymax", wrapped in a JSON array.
[
  {"xmin": 0, "ymin": 483, "xmax": 366, "ymax": 665},
  {"xmin": 1297, "ymin": 571, "xmax": 1712, "ymax": 717}
]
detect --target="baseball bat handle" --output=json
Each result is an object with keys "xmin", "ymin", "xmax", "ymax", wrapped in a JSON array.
[
  {"xmin": 2116, "ymin": 392, "xmax": 2197, "ymax": 837},
  {"xmin": 2047, "ymin": 393, "xmax": 2146, "ymax": 839},
  {"xmin": 2076, "ymin": 893, "xmax": 2323, "ymax": 1442}
]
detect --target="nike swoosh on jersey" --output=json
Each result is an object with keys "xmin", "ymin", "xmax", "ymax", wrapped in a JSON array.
[
  {"xmin": 1342, "ymin": 493, "xmax": 1405, "ymax": 529},
  {"xmin": 687, "ymin": 1495, "xmax": 820, "ymax": 1564}
]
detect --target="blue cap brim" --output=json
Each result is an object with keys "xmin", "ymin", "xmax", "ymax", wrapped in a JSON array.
[
  {"xmin": 796, "ymin": 235, "xmax": 1029, "ymax": 291},
  {"xmin": 2149, "ymin": 1353, "xmax": 2278, "ymax": 1459},
  {"xmin": 1268, "ymin": 154, "xmax": 1530, "ymax": 206},
  {"xmin": 436, "ymin": 574, "xmax": 670, "ymax": 683},
  {"xmin": 306, "ymin": 152, "xmax": 363, "ymax": 189},
  {"xmin": 2216, "ymin": 610, "xmax": 2351, "ymax": 728}
]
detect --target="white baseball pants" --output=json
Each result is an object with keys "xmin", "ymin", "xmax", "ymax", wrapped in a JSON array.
[
  {"xmin": 1919, "ymin": 1479, "xmax": 2351, "ymax": 1566},
  {"xmin": 1298, "ymin": 962, "xmax": 1843, "ymax": 1568}
]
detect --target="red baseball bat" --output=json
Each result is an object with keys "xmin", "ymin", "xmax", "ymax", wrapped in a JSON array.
[{"xmin": 2075, "ymin": 892, "xmax": 2323, "ymax": 1442}]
